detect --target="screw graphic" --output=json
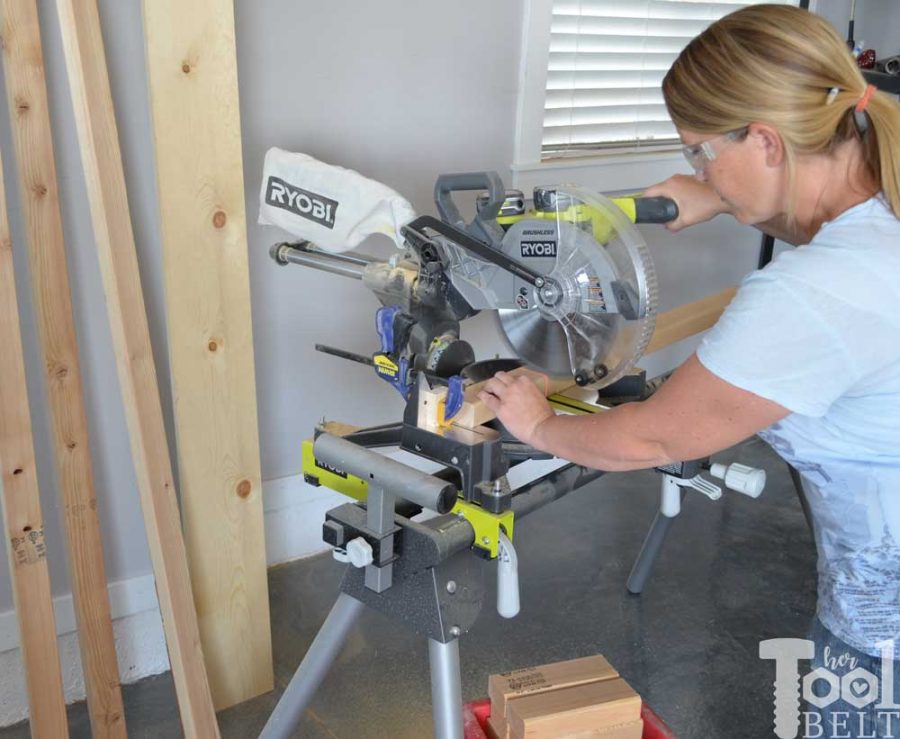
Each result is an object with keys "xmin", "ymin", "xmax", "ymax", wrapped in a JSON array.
[{"xmin": 759, "ymin": 638, "xmax": 815, "ymax": 739}]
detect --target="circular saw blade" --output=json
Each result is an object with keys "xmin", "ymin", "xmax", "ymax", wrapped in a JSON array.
[{"xmin": 495, "ymin": 187, "xmax": 658, "ymax": 388}]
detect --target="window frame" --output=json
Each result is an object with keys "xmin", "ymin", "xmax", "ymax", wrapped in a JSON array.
[{"xmin": 512, "ymin": 0, "xmax": 812, "ymax": 193}]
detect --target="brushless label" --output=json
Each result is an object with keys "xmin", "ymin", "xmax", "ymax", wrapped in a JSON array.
[{"xmin": 265, "ymin": 175, "xmax": 338, "ymax": 229}]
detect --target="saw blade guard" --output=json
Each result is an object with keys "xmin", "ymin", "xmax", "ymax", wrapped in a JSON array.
[{"xmin": 444, "ymin": 186, "xmax": 658, "ymax": 387}]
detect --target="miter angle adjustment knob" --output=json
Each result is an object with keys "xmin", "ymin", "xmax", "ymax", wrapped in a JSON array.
[
  {"xmin": 709, "ymin": 462, "xmax": 766, "ymax": 498},
  {"xmin": 345, "ymin": 537, "xmax": 375, "ymax": 568}
]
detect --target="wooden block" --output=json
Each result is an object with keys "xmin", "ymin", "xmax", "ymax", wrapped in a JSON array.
[
  {"xmin": 556, "ymin": 719, "xmax": 644, "ymax": 738},
  {"xmin": 143, "ymin": 0, "xmax": 273, "ymax": 709},
  {"xmin": 55, "ymin": 0, "xmax": 222, "ymax": 733},
  {"xmin": 507, "ymin": 678, "xmax": 642, "ymax": 739},
  {"xmin": 0, "ymin": 1, "xmax": 123, "ymax": 734},
  {"xmin": 489, "ymin": 654, "xmax": 618, "ymax": 723},
  {"xmin": 418, "ymin": 385, "xmax": 449, "ymax": 429},
  {"xmin": 0, "ymin": 149, "xmax": 69, "ymax": 737},
  {"xmin": 486, "ymin": 714, "xmax": 510, "ymax": 739},
  {"xmin": 320, "ymin": 421, "xmax": 362, "ymax": 437}
]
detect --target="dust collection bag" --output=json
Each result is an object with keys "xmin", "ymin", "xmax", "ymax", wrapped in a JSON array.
[{"xmin": 258, "ymin": 147, "xmax": 416, "ymax": 253}]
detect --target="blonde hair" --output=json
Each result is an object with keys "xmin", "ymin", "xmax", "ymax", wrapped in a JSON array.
[{"xmin": 662, "ymin": 4, "xmax": 900, "ymax": 219}]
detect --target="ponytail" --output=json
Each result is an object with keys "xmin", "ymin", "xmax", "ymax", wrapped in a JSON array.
[{"xmin": 662, "ymin": 4, "xmax": 900, "ymax": 219}]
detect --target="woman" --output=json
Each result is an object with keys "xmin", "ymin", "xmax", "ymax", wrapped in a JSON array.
[{"xmin": 480, "ymin": 5, "xmax": 900, "ymax": 735}]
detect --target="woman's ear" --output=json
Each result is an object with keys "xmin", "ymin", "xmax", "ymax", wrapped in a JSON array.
[{"xmin": 749, "ymin": 122, "xmax": 785, "ymax": 168}]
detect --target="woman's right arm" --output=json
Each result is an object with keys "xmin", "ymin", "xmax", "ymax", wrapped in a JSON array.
[
  {"xmin": 644, "ymin": 174, "xmax": 803, "ymax": 244},
  {"xmin": 643, "ymin": 174, "xmax": 731, "ymax": 231}
]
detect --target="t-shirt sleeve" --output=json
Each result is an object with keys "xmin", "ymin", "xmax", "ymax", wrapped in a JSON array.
[{"xmin": 696, "ymin": 272, "xmax": 866, "ymax": 417}]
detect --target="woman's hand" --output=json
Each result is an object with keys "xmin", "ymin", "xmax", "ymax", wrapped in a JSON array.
[
  {"xmin": 478, "ymin": 371, "xmax": 555, "ymax": 447},
  {"xmin": 644, "ymin": 175, "xmax": 730, "ymax": 231}
]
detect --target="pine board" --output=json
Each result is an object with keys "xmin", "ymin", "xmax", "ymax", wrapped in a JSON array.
[
  {"xmin": 142, "ymin": 0, "xmax": 273, "ymax": 709},
  {"xmin": 0, "ymin": 1, "xmax": 123, "ymax": 733},
  {"xmin": 55, "ymin": 0, "xmax": 223, "ymax": 733}
]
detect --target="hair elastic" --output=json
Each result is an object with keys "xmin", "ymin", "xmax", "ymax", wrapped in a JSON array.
[{"xmin": 856, "ymin": 83, "xmax": 876, "ymax": 113}]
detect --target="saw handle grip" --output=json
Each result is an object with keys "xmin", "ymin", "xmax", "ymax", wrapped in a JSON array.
[
  {"xmin": 633, "ymin": 196, "xmax": 679, "ymax": 224},
  {"xmin": 434, "ymin": 171, "xmax": 505, "ymax": 227}
]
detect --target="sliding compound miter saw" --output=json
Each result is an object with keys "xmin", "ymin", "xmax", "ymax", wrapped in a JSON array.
[{"xmin": 257, "ymin": 150, "xmax": 764, "ymax": 739}]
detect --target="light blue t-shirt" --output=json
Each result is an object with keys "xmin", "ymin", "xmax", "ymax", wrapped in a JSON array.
[{"xmin": 697, "ymin": 195, "xmax": 900, "ymax": 656}]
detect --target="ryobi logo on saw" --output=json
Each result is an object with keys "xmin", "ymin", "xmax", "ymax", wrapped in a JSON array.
[
  {"xmin": 520, "ymin": 240, "xmax": 557, "ymax": 258},
  {"xmin": 314, "ymin": 458, "xmax": 348, "ymax": 479},
  {"xmin": 265, "ymin": 176, "xmax": 338, "ymax": 229}
]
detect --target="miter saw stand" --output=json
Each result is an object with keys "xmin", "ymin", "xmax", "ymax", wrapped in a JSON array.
[{"xmin": 258, "ymin": 173, "xmax": 766, "ymax": 739}]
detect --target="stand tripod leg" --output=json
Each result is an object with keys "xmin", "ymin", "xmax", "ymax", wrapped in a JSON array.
[
  {"xmin": 429, "ymin": 638, "xmax": 463, "ymax": 739},
  {"xmin": 626, "ymin": 509, "xmax": 676, "ymax": 595},
  {"xmin": 260, "ymin": 593, "xmax": 365, "ymax": 739}
]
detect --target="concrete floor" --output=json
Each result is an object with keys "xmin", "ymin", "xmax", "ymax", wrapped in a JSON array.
[{"xmin": 0, "ymin": 436, "xmax": 817, "ymax": 738}]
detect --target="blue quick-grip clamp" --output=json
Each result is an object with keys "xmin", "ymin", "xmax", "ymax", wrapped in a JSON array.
[
  {"xmin": 373, "ymin": 306, "xmax": 412, "ymax": 399},
  {"xmin": 443, "ymin": 375, "xmax": 464, "ymax": 422},
  {"xmin": 376, "ymin": 305, "xmax": 400, "ymax": 354}
]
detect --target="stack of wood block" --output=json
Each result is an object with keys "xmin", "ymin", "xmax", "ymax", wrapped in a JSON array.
[{"xmin": 486, "ymin": 655, "xmax": 644, "ymax": 738}]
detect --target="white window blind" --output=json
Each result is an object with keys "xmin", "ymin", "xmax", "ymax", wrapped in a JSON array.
[{"xmin": 543, "ymin": 0, "xmax": 797, "ymax": 157}]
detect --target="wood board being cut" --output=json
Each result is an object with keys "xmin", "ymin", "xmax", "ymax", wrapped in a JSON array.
[{"xmin": 455, "ymin": 287, "xmax": 737, "ymax": 428}]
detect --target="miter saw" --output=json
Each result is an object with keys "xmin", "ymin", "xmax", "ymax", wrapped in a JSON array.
[
  {"xmin": 257, "ymin": 155, "xmax": 765, "ymax": 739},
  {"xmin": 271, "ymin": 170, "xmax": 666, "ymax": 389},
  {"xmin": 267, "ymin": 170, "xmax": 672, "ymax": 512}
]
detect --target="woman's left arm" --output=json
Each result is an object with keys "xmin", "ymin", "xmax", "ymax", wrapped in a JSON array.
[{"xmin": 478, "ymin": 354, "xmax": 790, "ymax": 471}]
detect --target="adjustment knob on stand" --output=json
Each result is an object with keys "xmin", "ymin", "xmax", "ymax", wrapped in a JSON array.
[
  {"xmin": 710, "ymin": 462, "xmax": 766, "ymax": 498},
  {"xmin": 345, "ymin": 537, "xmax": 374, "ymax": 568}
]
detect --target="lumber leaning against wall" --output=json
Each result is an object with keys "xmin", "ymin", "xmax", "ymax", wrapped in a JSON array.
[
  {"xmin": 54, "ymin": 0, "xmax": 222, "ymax": 735},
  {"xmin": 0, "ymin": 0, "xmax": 124, "ymax": 735},
  {"xmin": 142, "ymin": 0, "xmax": 273, "ymax": 709},
  {"xmin": 0, "ymin": 146, "xmax": 68, "ymax": 737}
]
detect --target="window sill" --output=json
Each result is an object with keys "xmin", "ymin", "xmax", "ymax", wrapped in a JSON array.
[{"xmin": 511, "ymin": 147, "xmax": 688, "ymax": 195}]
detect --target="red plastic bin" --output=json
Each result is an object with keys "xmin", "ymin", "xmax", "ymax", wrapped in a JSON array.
[{"xmin": 462, "ymin": 698, "xmax": 676, "ymax": 738}]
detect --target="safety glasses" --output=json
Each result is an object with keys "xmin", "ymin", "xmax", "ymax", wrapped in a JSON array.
[{"xmin": 682, "ymin": 127, "xmax": 749, "ymax": 174}]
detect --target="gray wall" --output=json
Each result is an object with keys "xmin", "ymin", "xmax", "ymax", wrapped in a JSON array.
[
  {"xmin": 816, "ymin": 0, "xmax": 900, "ymax": 57},
  {"xmin": 237, "ymin": 1, "xmax": 526, "ymax": 479},
  {"xmin": 0, "ymin": 0, "xmax": 527, "ymax": 611},
  {"xmin": 0, "ymin": 0, "xmax": 886, "ymax": 614}
]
